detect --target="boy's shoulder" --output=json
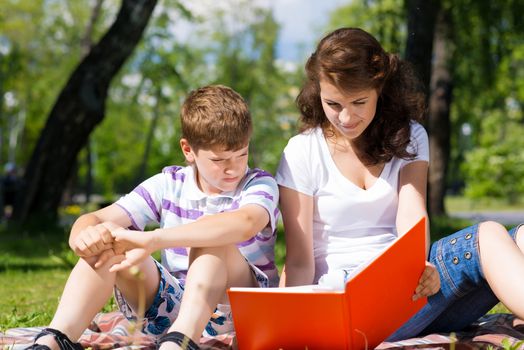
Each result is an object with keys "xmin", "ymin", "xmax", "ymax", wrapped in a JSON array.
[
  {"xmin": 161, "ymin": 165, "xmax": 186, "ymax": 175},
  {"xmin": 239, "ymin": 168, "xmax": 278, "ymax": 191},
  {"xmin": 246, "ymin": 167, "xmax": 275, "ymax": 180}
]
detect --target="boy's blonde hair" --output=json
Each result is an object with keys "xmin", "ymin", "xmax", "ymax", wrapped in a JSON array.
[{"xmin": 181, "ymin": 85, "xmax": 252, "ymax": 151}]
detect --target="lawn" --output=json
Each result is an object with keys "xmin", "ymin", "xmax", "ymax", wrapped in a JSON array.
[{"xmin": 0, "ymin": 214, "xmax": 510, "ymax": 331}]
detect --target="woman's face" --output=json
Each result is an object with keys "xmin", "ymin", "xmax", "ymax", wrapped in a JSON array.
[{"xmin": 319, "ymin": 80, "xmax": 379, "ymax": 141}]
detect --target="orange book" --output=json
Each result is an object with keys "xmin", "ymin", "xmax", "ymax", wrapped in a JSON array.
[{"xmin": 228, "ymin": 217, "xmax": 427, "ymax": 350}]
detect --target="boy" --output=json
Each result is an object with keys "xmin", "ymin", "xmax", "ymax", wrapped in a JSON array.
[{"xmin": 29, "ymin": 85, "xmax": 279, "ymax": 350}]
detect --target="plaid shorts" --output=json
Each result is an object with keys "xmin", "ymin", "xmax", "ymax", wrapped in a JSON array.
[{"xmin": 114, "ymin": 259, "xmax": 269, "ymax": 336}]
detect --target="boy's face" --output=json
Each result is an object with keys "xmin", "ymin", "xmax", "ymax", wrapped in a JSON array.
[{"xmin": 181, "ymin": 139, "xmax": 249, "ymax": 195}]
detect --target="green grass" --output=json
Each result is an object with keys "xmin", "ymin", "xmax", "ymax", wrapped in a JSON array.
[{"xmin": 0, "ymin": 213, "xmax": 512, "ymax": 331}]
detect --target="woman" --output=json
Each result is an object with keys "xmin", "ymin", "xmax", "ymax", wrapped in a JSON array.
[{"xmin": 275, "ymin": 27, "xmax": 524, "ymax": 340}]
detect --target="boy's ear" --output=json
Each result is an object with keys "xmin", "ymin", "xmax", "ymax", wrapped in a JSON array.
[{"xmin": 180, "ymin": 138, "xmax": 195, "ymax": 163}]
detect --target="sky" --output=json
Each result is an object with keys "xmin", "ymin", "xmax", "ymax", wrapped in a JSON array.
[
  {"xmin": 268, "ymin": 0, "xmax": 347, "ymax": 61},
  {"xmin": 174, "ymin": 0, "xmax": 348, "ymax": 63}
]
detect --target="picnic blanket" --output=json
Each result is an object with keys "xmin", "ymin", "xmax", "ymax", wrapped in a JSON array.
[{"xmin": 1, "ymin": 312, "xmax": 523, "ymax": 349}]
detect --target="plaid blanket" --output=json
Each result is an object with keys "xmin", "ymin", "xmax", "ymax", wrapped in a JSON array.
[{"xmin": 1, "ymin": 312, "xmax": 523, "ymax": 349}]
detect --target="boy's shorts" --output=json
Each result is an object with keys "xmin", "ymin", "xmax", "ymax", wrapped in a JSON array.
[{"xmin": 114, "ymin": 259, "xmax": 269, "ymax": 336}]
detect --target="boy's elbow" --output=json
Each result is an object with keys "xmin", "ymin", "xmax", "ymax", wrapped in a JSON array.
[{"xmin": 236, "ymin": 210, "xmax": 266, "ymax": 241}]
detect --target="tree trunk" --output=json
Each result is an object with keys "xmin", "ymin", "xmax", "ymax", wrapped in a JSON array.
[
  {"xmin": 404, "ymin": 0, "xmax": 449, "ymax": 218},
  {"xmin": 404, "ymin": 0, "xmax": 440, "ymax": 91},
  {"xmin": 137, "ymin": 86, "xmax": 162, "ymax": 184},
  {"xmin": 428, "ymin": 9, "xmax": 453, "ymax": 217},
  {"xmin": 14, "ymin": 0, "xmax": 157, "ymax": 224}
]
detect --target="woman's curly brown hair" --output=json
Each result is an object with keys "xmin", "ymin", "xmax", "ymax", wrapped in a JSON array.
[{"xmin": 296, "ymin": 27, "xmax": 426, "ymax": 165}]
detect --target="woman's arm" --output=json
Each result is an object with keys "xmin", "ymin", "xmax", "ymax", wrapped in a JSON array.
[
  {"xmin": 278, "ymin": 185, "xmax": 315, "ymax": 287},
  {"xmin": 397, "ymin": 160, "xmax": 430, "ymax": 253},
  {"xmin": 398, "ymin": 160, "xmax": 440, "ymax": 299}
]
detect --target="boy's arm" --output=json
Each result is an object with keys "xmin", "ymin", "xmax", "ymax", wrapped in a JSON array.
[
  {"xmin": 108, "ymin": 204, "xmax": 270, "ymax": 271},
  {"xmin": 69, "ymin": 203, "xmax": 132, "ymax": 258},
  {"xmin": 153, "ymin": 204, "xmax": 270, "ymax": 247}
]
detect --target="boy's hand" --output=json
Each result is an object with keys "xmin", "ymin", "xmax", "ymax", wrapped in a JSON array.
[
  {"xmin": 72, "ymin": 223, "xmax": 114, "ymax": 258},
  {"xmin": 97, "ymin": 224, "xmax": 156, "ymax": 272},
  {"xmin": 413, "ymin": 261, "xmax": 440, "ymax": 301}
]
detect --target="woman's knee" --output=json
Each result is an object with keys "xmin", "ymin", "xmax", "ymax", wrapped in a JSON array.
[
  {"xmin": 516, "ymin": 225, "xmax": 524, "ymax": 249},
  {"xmin": 478, "ymin": 221, "xmax": 508, "ymax": 241}
]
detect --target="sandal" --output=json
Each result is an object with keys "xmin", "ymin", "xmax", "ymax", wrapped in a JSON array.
[
  {"xmin": 25, "ymin": 328, "xmax": 83, "ymax": 350},
  {"xmin": 157, "ymin": 331, "xmax": 200, "ymax": 350}
]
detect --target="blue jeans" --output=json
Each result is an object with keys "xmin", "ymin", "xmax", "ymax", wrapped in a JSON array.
[{"xmin": 387, "ymin": 223, "xmax": 523, "ymax": 341}]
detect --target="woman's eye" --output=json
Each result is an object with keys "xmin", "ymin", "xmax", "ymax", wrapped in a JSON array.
[{"xmin": 326, "ymin": 102, "xmax": 342, "ymax": 110}]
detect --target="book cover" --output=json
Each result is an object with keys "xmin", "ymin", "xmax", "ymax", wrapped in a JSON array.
[{"xmin": 228, "ymin": 217, "xmax": 427, "ymax": 350}]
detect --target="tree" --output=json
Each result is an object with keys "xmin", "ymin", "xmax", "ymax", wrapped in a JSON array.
[
  {"xmin": 14, "ymin": 0, "xmax": 157, "ymax": 224},
  {"xmin": 196, "ymin": 0, "xmax": 297, "ymax": 173}
]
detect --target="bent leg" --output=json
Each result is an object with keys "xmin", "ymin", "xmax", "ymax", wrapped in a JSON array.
[
  {"xmin": 479, "ymin": 221, "xmax": 524, "ymax": 318},
  {"xmin": 163, "ymin": 245, "xmax": 256, "ymax": 347},
  {"xmin": 37, "ymin": 255, "xmax": 160, "ymax": 350}
]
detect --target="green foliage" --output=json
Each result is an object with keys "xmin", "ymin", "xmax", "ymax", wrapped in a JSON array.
[
  {"xmin": 461, "ymin": 112, "xmax": 524, "ymax": 204},
  {"xmin": 326, "ymin": 0, "xmax": 406, "ymax": 54},
  {"xmin": 327, "ymin": 0, "xmax": 524, "ymax": 203},
  {"xmin": 501, "ymin": 338, "xmax": 524, "ymax": 350}
]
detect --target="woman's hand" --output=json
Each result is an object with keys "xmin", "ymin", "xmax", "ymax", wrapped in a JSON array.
[{"xmin": 413, "ymin": 261, "xmax": 440, "ymax": 300}]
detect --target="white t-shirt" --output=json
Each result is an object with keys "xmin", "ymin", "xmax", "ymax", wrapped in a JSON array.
[{"xmin": 275, "ymin": 122, "xmax": 429, "ymax": 283}]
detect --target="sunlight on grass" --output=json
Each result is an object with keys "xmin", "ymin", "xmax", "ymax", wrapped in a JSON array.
[{"xmin": 0, "ymin": 269, "xmax": 68, "ymax": 330}]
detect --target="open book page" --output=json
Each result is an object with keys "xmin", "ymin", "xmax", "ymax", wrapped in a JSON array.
[
  {"xmin": 229, "ymin": 284, "xmax": 343, "ymax": 293},
  {"xmin": 318, "ymin": 235, "xmax": 404, "ymax": 291}
]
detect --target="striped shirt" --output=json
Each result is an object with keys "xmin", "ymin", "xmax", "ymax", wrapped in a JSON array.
[{"xmin": 115, "ymin": 165, "xmax": 280, "ymax": 286}]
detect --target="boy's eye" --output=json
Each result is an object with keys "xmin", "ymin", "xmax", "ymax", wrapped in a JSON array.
[{"xmin": 353, "ymin": 100, "xmax": 366, "ymax": 105}]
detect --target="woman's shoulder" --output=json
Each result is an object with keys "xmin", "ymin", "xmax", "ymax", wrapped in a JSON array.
[
  {"xmin": 406, "ymin": 122, "xmax": 429, "ymax": 160},
  {"xmin": 286, "ymin": 127, "xmax": 322, "ymax": 148},
  {"xmin": 409, "ymin": 121, "xmax": 427, "ymax": 135}
]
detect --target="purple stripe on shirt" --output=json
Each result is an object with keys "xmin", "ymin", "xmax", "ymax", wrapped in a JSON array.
[
  {"xmin": 162, "ymin": 199, "xmax": 204, "ymax": 220},
  {"xmin": 134, "ymin": 186, "xmax": 161, "ymax": 222},
  {"xmin": 251, "ymin": 169, "xmax": 273, "ymax": 179},
  {"xmin": 237, "ymin": 233, "xmax": 274, "ymax": 247},
  {"xmin": 171, "ymin": 172, "xmax": 185, "ymax": 182},
  {"xmin": 162, "ymin": 165, "xmax": 185, "ymax": 182},
  {"xmin": 237, "ymin": 236, "xmax": 256, "ymax": 247},
  {"xmin": 115, "ymin": 203, "xmax": 141, "ymax": 231},
  {"xmin": 246, "ymin": 191, "xmax": 274, "ymax": 201},
  {"xmin": 168, "ymin": 247, "xmax": 188, "ymax": 256},
  {"xmin": 256, "ymin": 260, "xmax": 277, "ymax": 271},
  {"xmin": 229, "ymin": 199, "xmax": 240, "ymax": 210}
]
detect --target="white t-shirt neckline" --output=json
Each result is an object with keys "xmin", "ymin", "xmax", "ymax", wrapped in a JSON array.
[{"xmin": 318, "ymin": 128, "xmax": 391, "ymax": 193}]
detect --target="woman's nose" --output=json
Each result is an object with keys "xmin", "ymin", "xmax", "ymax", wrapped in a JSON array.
[{"xmin": 339, "ymin": 107, "xmax": 351, "ymax": 122}]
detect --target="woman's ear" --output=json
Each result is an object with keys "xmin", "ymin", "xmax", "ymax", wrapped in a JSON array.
[{"xmin": 180, "ymin": 138, "xmax": 195, "ymax": 163}]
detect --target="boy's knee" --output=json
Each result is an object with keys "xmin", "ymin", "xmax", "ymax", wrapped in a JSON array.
[{"xmin": 189, "ymin": 245, "xmax": 235, "ymax": 260}]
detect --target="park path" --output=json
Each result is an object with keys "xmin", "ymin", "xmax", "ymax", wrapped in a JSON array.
[{"xmin": 450, "ymin": 210, "xmax": 523, "ymax": 226}]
